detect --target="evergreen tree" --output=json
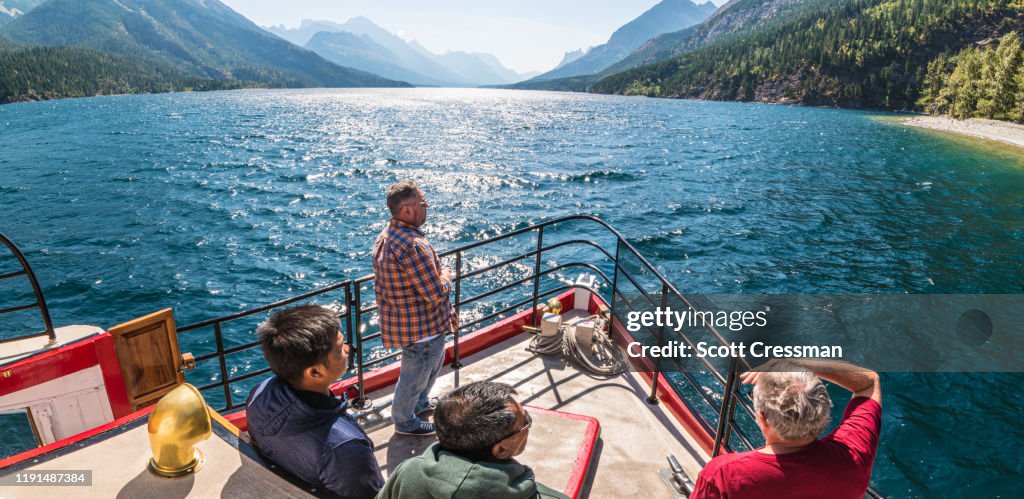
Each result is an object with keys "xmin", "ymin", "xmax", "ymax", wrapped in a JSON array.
[
  {"xmin": 976, "ymin": 45, "xmax": 1001, "ymax": 119},
  {"xmin": 920, "ymin": 54, "xmax": 952, "ymax": 115},
  {"xmin": 949, "ymin": 48, "xmax": 984, "ymax": 120},
  {"xmin": 1016, "ymin": 62, "xmax": 1024, "ymax": 122},
  {"xmin": 991, "ymin": 32, "xmax": 1022, "ymax": 118}
]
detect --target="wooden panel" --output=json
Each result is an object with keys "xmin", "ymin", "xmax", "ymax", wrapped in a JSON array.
[{"xmin": 107, "ymin": 309, "xmax": 185, "ymax": 411}]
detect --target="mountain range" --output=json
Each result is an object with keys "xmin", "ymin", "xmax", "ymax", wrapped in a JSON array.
[
  {"xmin": 269, "ymin": 17, "xmax": 532, "ymax": 86},
  {"xmin": 1, "ymin": 0, "xmax": 407, "ymax": 88},
  {"xmin": 527, "ymin": 0, "xmax": 718, "ymax": 83},
  {"xmin": 602, "ymin": 0, "xmax": 805, "ymax": 76},
  {"xmin": 305, "ymin": 30, "xmax": 452, "ymax": 87},
  {"xmin": 518, "ymin": 0, "xmax": 806, "ymax": 91},
  {"xmin": 2, "ymin": 0, "xmax": 1018, "ymax": 117}
]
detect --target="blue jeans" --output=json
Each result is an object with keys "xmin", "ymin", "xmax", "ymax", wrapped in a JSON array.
[{"xmin": 392, "ymin": 334, "xmax": 446, "ymax": 431}]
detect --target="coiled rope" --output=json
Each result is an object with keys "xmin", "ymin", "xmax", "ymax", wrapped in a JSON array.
[{"xmin": 528, "ymin": 313, "xmax": 629, "ymax": 376}]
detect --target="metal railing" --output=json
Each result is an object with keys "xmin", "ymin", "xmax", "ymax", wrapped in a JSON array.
[
  {"xmin": 172, "ymin": 215, "xmax": 881, "ymax": 498},
  {"xmin": 0, "ymin": 232, "xmax": 56, "ymax": 345}
]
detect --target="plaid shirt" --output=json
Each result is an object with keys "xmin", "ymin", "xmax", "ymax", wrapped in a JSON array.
[{"xmin": 372, "ymin": 219, "xmax": 457, "ymax": 348}]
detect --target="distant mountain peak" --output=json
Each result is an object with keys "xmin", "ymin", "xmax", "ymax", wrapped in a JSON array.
[
  {"xmin": 299, "ymin": 18, "xmax": 526, "ymax": 86},
  {"xmin": 346, "ymin": 15, "xmax": 376, "ymax": 25},
  {"xmin": 554, "ymin": 48, "xmax": 587, "ymax": 70},
  {"xmin": 530, "ymin": 0, "xmax": 715, "ymax": 81}
]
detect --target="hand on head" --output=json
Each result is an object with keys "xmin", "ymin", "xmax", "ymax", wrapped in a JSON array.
[{"xmin": 740, "ymin": 359, "xmax": 786, "ymax": 385}]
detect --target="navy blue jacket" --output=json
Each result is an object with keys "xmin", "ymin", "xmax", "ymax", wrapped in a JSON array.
[{"xmin": 246, "ymin": 377, "xmax": 384, "ymax": 499}]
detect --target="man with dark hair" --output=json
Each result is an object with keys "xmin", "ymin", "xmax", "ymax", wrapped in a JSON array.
[
  {"xmin": 246, "ymin": 304, "xmax": 384, "ymax": 499},
  {"xmin": 376, "ymin": 381, "xmax": 568, "ymax": 499},
  {"xmin": 372, "ymin": 180, "xmax": 457, "ymax": 436},
  {"xmin": 691, "ymin": 359, "xmax": 882, "ymax": 499}
]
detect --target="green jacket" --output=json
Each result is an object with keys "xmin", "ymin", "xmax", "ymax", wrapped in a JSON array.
[{"xmin": 376, "ymin": 443, "xmax": 570, "ymax": 499}]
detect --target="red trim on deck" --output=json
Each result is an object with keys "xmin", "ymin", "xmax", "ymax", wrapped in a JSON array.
[
  {"xmin": 527, "ymin": 406, "xmax": 601, "ymax": 499},
  {"xmin": 223, "ymin": 407, "xmax": 248, "ymax": 429},
  {"xmin": 0, "ymin": 406, "xmax": 154, "ymax": 469},
  {"xmin": 0, "ymin": 331, "xmax": 134, "ymax": 420},
  {"xmin": 587, "ymin": 292, "xmax": 607, "ymax": 315},
  {"xmin": 94, "ymin": 334, "xmax": 133, "ymax": 418},
  {"xmin": 0, "ymin": 336, "xmax": 100, "ymax": 397}
]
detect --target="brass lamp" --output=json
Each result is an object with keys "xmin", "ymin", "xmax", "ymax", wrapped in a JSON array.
[{"xmin": 147, "ymin": 383, "xmax": 212, "ymax": 478}]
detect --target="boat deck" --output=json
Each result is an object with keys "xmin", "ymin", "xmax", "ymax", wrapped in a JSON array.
[
  {"xmin": 0, "ymin": 312, "xmax": 712, "ymax": 498},
  {"xmin": 363, "ymin": 319, "xmax": 710, "ymax": 498},
  {"xmin": 0, "ymin": 325, "xmax": 103, "ymax": 366}
]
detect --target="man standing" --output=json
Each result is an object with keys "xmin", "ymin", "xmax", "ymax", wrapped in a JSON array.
[
  {"xmin": 372, "ymin": 180, "xmax": 457, "ymax": 436},
  {"xmin": 246, "ymin": 304, "xmax": 384, "ymax": 498},
  {"xmin": 376, "ymin": 381, "xmax": 569, "ymax": 499},
  {"xmin": 691, "ymin": 358, "xmax": 882, "ymax": 499}
]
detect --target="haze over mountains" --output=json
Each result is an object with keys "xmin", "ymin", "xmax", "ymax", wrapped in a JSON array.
[
  {"xmin": 268, "ymin": 17, "xmax": 533, "ymax": 86},
  {"xmin": 528, "ymin": 0, "xmax": 718, "ymax": 82}
]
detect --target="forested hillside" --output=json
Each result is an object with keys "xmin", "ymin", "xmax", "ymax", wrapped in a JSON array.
[
  {"xmin": 921, "ymin": 32, "xmax": 1024, "ymax": 121},
  {"xmin": 605, "ymin": 0, "xmax": 805, "ymax": 76},
  {"xmin": 592, "ymin": 0, "xmax": 1024, "ymax": 111},
  {"xmin": 0, "ymin": 44, "xmax": 263, "ymax": 104}
]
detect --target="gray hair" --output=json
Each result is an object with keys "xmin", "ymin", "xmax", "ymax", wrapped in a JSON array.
[
  {"xmin": 434, "ymin": 381, "xmax": 518, "ymax": 461},
  {"xmin": 752, "ymin": 364, "xmax": 832, "ymax": 441}
]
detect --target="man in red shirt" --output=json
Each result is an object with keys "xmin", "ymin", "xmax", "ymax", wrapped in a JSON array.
[
  {"xmin": 691, "ymin": 359, "xmax": 882, "ymax": 499},
  {"xmin": 372, "ymin": 180, "xmax": 458, "ymax": 436}
]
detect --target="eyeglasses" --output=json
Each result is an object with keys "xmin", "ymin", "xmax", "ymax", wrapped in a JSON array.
[{"xmin": 497, "ymin": 409, "xmax": 532, "ymax": 443}]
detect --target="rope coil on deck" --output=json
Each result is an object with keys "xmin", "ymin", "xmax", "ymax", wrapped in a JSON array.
[{"xmin": 528, "ymin": 314, "xmax": 628, "ymax": 376}]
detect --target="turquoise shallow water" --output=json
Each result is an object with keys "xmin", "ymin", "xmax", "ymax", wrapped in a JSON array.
[{"xmin": 1, "ymin": 89, "xmax": 1022, "ymax": 496}]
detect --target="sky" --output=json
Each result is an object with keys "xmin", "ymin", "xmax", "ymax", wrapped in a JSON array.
[{"xmin": 220, "ymin": 0, "xmax": 728, "ymax": 74}]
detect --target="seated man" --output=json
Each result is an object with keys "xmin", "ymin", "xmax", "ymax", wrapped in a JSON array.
[
  {"xmin": 377, "ymin": 381, "xmax": 568, "ymax": 499},
  {"xmin": 246, "ymin": 304, "xmax": 384, "ymax": 499},
  {"xmin": 692, "ymin": 359, "xmax": 882, "ymax": 499}
]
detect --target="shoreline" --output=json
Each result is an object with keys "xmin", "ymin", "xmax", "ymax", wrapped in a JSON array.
[{"xmin": 900, "ymin": 116, "xmax": 1024, "ymax": 150}]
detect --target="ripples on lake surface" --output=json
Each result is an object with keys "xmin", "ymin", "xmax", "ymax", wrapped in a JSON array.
[{"xmin": 1, "ymin": 89, "xmax": 1022, "ymax": 495}]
